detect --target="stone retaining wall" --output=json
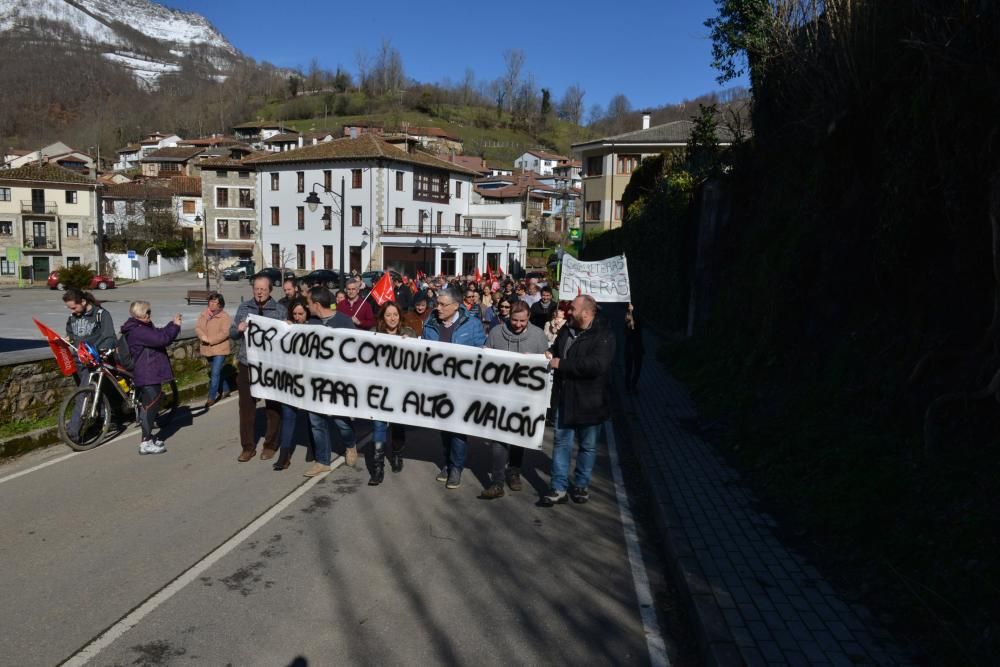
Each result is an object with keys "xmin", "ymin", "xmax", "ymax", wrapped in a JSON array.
[{"xmin": 0, "ymin": 335, "xmax": 216, "ymax": 424}]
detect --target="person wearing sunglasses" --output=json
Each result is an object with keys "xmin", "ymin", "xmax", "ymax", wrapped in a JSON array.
[{"xmin": 121, "ymin": 302, "xmax": 182, "ymax": 455}]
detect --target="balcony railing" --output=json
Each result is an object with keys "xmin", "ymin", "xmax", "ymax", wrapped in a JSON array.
[
  {"xmin": 381, "ymin": 224, "xmax": 519, "ymax": 240},
  {"xmin": 21, "ymin": 200, "xmax": 58, "ymax": 215},
  {"xmin": 24, "ymin": 237, "xmax": 57, "ymax": 250}
]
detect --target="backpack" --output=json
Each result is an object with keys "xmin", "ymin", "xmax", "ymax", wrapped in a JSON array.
[{"xmin": 115, "ymin": 332, "xmax": 136, "ymax": 371}]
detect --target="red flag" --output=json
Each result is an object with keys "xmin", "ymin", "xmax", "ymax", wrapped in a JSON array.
[
  {"xmin": 371, "ymin": 271, "xmax": 394, "ymax": 306},
  {"xmin": 577, "ymin": 285, "xmax": 582, "ymax": 296},
  {"xmin": 77, "ymin": 341, "xmax": 96, "ymax": 367},
  {"xmin": 474, "ymin": 267, "xmax": 482, "ymax": 283},
  {"xmin": 497, "ymin": 265, "xmax": 504, "ymax": 277},
  {"xmin": 33, "ymin": 318, "xmax": 77, "ymax": 376},
  {"xmin": 486, "ymin": 266, "xmax": 494, "ymax": 284}
]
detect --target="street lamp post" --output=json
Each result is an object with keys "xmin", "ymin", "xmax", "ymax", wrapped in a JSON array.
[
  {"xmin": 304, "ymin": 176, "xmax": 346, "ymax": 290},
  {"xmin": 194, "ymin": 214, "xmax": 209, "ymax": 290}
]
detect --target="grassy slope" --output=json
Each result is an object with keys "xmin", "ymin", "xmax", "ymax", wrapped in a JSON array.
[{"xmin": 255, "ymin": 97, "xmax": 597, "ymax": 162}]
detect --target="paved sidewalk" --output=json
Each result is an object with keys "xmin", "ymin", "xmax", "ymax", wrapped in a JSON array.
[{"xmin": 621, "ymin": 329, "xmax": 911, "ymax": 666}]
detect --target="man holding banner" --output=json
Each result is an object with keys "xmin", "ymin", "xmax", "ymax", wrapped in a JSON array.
[
  {"xmin": 303, "ymin": 287, "xmax": 359, "ymax": 474},
  {"xmin": 422, "ymin": 286, "xmax": 487, "ymax": 489},
  {"xmin": 231, "ymin": 276, "xmax": 285, "ymax": 463}
]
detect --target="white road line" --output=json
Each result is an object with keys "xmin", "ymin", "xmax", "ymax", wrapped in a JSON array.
[
  {"xmin": 606, "ymin": 421, "xmax": 670, "ymax": 667},
  {"xmin": 0, "ymin": 395, "xmax": 238, "ymax": 484},
  {"xmin": 0, "ymin": 451, "xmax": 79, "ymax": 485},
  {"xmin": 61, "ymin": 458, "xmax": 343, "ymax": 667}
]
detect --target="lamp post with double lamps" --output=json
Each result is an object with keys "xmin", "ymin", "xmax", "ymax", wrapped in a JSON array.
[
  {"xmin": 194, "ymin": 213, "xmax": 209, "ymax": 290},
  {"xmin": 303, "ymin": 176, "xmax": 346, "ymax": 290}
]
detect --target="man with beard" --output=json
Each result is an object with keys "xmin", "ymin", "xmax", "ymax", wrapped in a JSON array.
[
  {"xmin": 479, "ymin": 301, "xmax": 550, "ymax": 499},
  {"xmin": 541, "ymin": 294, "xmax": 615, "ymax": 506}
]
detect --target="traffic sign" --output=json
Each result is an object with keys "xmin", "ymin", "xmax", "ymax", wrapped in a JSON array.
[{"xmin": 127, "ymin": 249, "xmax": 136, "ymax": 259}]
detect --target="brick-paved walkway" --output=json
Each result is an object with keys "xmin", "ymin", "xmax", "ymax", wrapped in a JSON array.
[{"xmin": 621, "ymin": 328, "xmax": 912, "ymax": 666}]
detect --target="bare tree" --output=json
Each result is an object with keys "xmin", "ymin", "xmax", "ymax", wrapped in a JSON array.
[
  {"xmin": 606, "ymin": 93, "xmax": 633, "ymax": 133},
  {"xmin": 460, "ymin": 68, "xmax": 476, "ymax": 105},
  {"xmin": 306, "ymin": 57, "xmax": 322, "ymax": 93},
  {"xmin": 559, "ymin": 84, "xmax": 585, "ymax": 124},
  {"xmin": 501, "ymin": 48, "xmax": 525, "ymax": 113},
  {"xmin": 355, "ymin": 49, "xmax": 370, "ymax": 94}
]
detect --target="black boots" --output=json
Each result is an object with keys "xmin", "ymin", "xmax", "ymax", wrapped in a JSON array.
[
  {"xmin": 389, "ymin": 441, "xmax": 404, "ymax": 473},
  {"xmin": 368, "ymin": 443, "xmax": 386, "ymax": 486}
]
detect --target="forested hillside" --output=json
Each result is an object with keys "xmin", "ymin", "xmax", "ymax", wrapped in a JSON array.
[
  {"xmin": 588, "ymin": 1, "xmax": 1000, "ymax": 662},
  {"xmin": 0, "ymin": 22, "xmax": 746, "ymax": 163}
]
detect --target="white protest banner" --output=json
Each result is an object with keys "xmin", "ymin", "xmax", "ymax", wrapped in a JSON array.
[
  {"xmin": 244, "ymin": 316, "xmax": 553, "ymax": 449},
  {"xmin": 560, "ymin": 253, "xmax": 631, "ymax": 302}
]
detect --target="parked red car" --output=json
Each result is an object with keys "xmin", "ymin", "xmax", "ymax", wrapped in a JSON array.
[{"xmin": 47, "ymin": 271, "xmax": 116, "ymax": 290}]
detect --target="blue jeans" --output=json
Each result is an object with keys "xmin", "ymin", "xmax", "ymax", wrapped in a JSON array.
[
  {"xmin": 549, "ymin": 410, "xmax": 601, "ymax": 492},
  {"xmin": 279, "ymin": 403, "xmax": 301, "ymax": 452},
  {"xmin": 372, "ymin": 420, "xmax": 406, "ymax": 445},
  {"xmin": 307, "ymin": 413, "xmax": 355, "ymax": 465},
  {"xmin": 206, "ymin": 355, "xmax": 231, "ymax": 401},
  {"xmin": 440, "ymin": 431, "xmax": 468, "ymax": 472}
]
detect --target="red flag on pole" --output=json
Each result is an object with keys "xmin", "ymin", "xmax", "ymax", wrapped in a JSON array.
[
  {"xmin": 33, "ymin": 318, "xmax": 77, "ymax": 376},
  {"xmin": 474, "ymin": 267, "xmax": 482, "ymax": 284},
  {"xmin": 497, "ymin": 265, "xmax": 504, "ymax": 278},
  {"xmin": 371, "ymin": 270, "xmax": 394, "ymax": 306}
]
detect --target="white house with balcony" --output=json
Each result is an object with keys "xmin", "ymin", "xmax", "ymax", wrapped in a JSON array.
[
  {"xmin": 0, "ymin": 164, "xmax": 101, "ymax": 284},
  {"xmin": 245, "ymin": 134, "xmax": 525, "ymax": 278},
  {"xmin": 514, "ymin": 150, "xmax": 570, "ymax": 176}
]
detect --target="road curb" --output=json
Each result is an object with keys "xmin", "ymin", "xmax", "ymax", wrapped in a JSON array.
[
  {"xmin": 610, "ymin": 375, "xmax": 735, "ymax": 666},
  {"xmin": 0, "ymin": 379, "xmax": 213, "ymax": 461}
]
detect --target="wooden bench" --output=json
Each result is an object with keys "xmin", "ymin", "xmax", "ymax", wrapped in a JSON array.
[{"xmin": 185, "ymin": 289, "xmax": 211, "ymax": 305}]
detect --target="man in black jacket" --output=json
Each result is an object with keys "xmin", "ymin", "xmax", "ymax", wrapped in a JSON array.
[{"xmin": 541, "ymin": 294, "xmax": 615, "ymax": 506}]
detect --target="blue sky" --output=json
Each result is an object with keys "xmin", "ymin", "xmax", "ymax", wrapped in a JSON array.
[{"xmin": 165, "ymin": 0, "xmax": 746, "ymax": 112}]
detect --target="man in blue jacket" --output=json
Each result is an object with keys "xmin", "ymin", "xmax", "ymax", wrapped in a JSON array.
[{"xmin": 422, "ymin": 286, "xmax": 487, "ymax": 489}]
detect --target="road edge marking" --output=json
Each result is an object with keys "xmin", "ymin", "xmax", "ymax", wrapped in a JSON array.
[
  {"xmin": 0, "ymin": 451, "xmax": 79, "ymax": 485},
  {"xmin": 605, "ymin": 421, "xmax": 671, "ymax": 667},
  {"xmin": 60, "ymin": 458, "xmax": 344, "ymax": 666}
]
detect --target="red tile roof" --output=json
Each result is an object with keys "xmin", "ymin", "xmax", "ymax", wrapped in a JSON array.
[
  {"xmin": 0, "ymin": 163, "xmax": 97, "ymax": 185},
  {"xmin": 244, "ymin": 134, "xmax": 482, "ymax": 176}
]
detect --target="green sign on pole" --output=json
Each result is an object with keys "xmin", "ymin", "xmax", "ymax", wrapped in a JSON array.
[
  {"xmin": 7, "ymin": 247, "xmax": 22, "ymax": 288},
  {"xmin": 569, "ymin": 228, "xmax": 581, "ymax": 240}
]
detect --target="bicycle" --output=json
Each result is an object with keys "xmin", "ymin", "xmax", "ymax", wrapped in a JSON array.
[{"xmin": 56, "ymin": 346, "xmax": 178, "ymax": 451}]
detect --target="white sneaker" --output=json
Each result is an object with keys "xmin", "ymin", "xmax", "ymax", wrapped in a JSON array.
[{"xmin": 139, "ymin": 440, "xmax": 166, "ymax": 455}]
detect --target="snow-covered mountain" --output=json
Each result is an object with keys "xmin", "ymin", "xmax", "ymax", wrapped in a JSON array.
[{"xmin": 0, "ymin": 0, "xmax": 241, "ymax": 87}]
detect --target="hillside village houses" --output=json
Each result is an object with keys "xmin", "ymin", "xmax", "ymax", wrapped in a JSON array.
[
  {"xmin": 513, "ymin": 149, "xmax": 570, "ymax": 176},
  {"xmin": 3, "ymin": 120, "xmax": 593, "ymax": 284},
  {"xmin": 572, "ymin": 112, "xmax": 736, "ymax": 232},
  {"xmin": 244, "ymin": 133, "xmax": 526, "ymax": 277}
]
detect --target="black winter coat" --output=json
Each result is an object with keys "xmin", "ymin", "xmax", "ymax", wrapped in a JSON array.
[{"xmin": 549, "ymin": 318, "xmax": 615, "ymax": 426}]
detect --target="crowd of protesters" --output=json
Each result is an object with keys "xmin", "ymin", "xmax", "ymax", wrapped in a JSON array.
[{"xmin": 60, "ymin": 264, "xmax": 629, "ymax": 506}]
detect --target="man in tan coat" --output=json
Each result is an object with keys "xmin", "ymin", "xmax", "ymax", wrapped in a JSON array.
[{"xmin": 194, "ymin": 292, "xmax": 232, "ymax": 407}]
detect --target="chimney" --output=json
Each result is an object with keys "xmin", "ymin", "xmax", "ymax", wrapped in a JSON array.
[
  {"xmin": 298, "ymin": 135, "xmax": 304, "ymax": 148},
  {"xmin": 641, "ymin": 111, "xmax": 651, "ymax": 130}
]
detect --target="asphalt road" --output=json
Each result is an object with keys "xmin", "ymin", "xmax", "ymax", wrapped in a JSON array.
[
  {"xmin": 0, "ymin": 396, "xmax": 678, "ymax": 666},
  {"xmin": 0, "ymin": 273, "xmax": 258, "ymax": 359}
]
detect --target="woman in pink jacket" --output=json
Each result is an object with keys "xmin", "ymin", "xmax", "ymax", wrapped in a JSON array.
[{"xmin": 194, "ymin": 292, "xmax": 232, "ymax": 407}]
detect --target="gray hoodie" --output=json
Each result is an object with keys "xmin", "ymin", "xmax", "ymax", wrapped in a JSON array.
[
  {"xmin": 485, "ymin": 320, "xmax": 549, "ymax": 355},
  {"xmin": 66, "ymin": 305, "xmax": 116, "ymax": 351}
]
